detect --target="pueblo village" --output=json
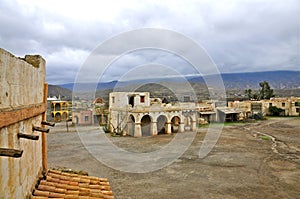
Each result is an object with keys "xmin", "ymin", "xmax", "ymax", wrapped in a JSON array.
[
  {"xmin": 1, "ymin": 48, "xmax": 299, "ymax": 198},
  {"xmin": 1, "ymin": 1, "xmax": 300, "ymax": 198}
]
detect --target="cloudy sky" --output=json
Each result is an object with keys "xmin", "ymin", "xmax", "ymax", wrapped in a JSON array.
[{"xmin": 0, "ymin": 0, "xmax": 299, "ymax": 84}]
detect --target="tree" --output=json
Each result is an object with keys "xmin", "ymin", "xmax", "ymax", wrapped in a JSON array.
[
  {"xmin": 259, "ymin": 81, "xmax": 274, "ymax": 100},
  {"xmin": 245, "ymin": 89, "xmax": 252, "ymax": 99},
  {"xmin": 244, "ymin": 89, "xmax": 259, "ymax": 100}
]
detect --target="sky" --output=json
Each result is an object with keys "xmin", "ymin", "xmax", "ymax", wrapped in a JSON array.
[{"xmin": 0, "ymin": 0, "xmax": 299, "ymax": 84}]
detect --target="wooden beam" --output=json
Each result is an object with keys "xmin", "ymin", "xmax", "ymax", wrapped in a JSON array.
[
  {"xmin": 18, "ymin": 133, "xmax": 39, "ymax": 140},
  {"xmin": 0, "ymin": 148, "xmax": 23, "ymax": 158},
  {"xmin": 0, "ymin": 103, "xmax": 46, "ymax": 128},
  {"xmin": 33, "ymin": 126, "xmax": 49, "ymax": 133},
  {"xmin": 41, "ymin": 121, "xmax": 55, "ymax": 127}
]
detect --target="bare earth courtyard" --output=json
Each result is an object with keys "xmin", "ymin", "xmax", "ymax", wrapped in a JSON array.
[{"xmin": 48, "ymin": 117, "xmax": 300, "ymax": 199}]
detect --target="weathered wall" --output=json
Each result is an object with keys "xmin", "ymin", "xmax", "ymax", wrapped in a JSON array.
[
  {"xmin": 109, "ymin": 92, "xmax": 150, "ymax": 109},
  {"xmin": 72, "ymin": 110, "xmax": 94, "ymax": 125},
  {"xmin": 0, "ymin": 48, "xmax": 46, "ymax": 199},
  {"xmin": 228, "ymin": 98, "xmax": 300, "ymax": 116}
]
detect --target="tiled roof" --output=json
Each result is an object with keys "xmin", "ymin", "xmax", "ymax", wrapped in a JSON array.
[{"xmin": 31, "ymin": 169, "xmax": 114, "ymax": 199}]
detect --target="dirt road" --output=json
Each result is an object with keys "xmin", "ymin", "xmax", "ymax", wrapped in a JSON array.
[{"xmin": 48, "ymin": 117, "xmax": 300, "ymax": 199}]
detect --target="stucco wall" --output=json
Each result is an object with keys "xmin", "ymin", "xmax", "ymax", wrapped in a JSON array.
[
  {"xmin": 0, "ymin": 48, "xmax": 46, "ymax": 199},
  {"xmin": 72, "ymin": 110, "xmax": 94, "ymax": 125}
]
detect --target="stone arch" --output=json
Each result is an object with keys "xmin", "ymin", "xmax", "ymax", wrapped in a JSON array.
[
  {"xmin": 127, "ymin": 114, "xmax": 135, "ymax": 136},
  {"xmin": 55, "ymin": 112, "xmax": 61, "ymax": 122},
  {"xmin": 55, "ymin": 103, "xmax": 61, "ymax": 111},
  {"xmin": 157, "ymin": 115, "xmax": 167, "ymax": 134},
  {"xmin": 141, "ymin": 114, "xmax": 152, "ymax": 136},
  {"xmin": 62, "ymin": 112, "xmax": 68, "ymax": 120},
  {"xmin": 171, "ymin": 116, "xmax": 180, "ymax": 133}
]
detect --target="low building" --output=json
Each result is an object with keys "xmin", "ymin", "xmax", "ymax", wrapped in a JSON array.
[
  {"xmin": 108, "ymin": 92, "xmax": 198, "ymax": 137},
  {"xmin": 228, "ymin": 97, "xmax": 300, "ymax": 117},
  {"xmin": 216, "ymin": 107, "xmax": 243, "ymax": 122},
  {"xmin": 197, "ymin": 101, "xmax": 217, "ymax": 123},
  {"xmin": 50, "ymin": 101, "xmax": 71, "ymax": 122},
  {"xmin": 93, "ymin": 98, "xmax": 108, "ymax": 125},
  {"xmin": 72, "ymin": 110, "xmax": 94, "ymax": 125}
]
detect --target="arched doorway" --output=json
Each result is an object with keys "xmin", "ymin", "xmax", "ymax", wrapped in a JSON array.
[
  {"xmin": 141, "ymin": 115, "xmax": 151, "ymax": 136},
  {"xmin": 55, "ymin": 112, "xmax": 61, "ymax": 122},
  {"xmin": 55, "ymin": 103, "xmax": 61, "ymax": 111},
  {"xmin": 157, "ymin": 115, "xmax": 167, "ymax": 134},
  {"xmin": 128, "ymin": 114, "xmax": 135, "ymax": 136},
  {"xmin": 171, "ymin": 116, "xmax": 180, "ymax": 133},
  {"xmin": 62, "ymin": 112, "xmax": 68, "ymax": 120}
]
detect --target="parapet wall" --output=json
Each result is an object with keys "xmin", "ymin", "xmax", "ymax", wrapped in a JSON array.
[{"xmin": 0, "ymin": 48, "xmax": 46, "ymax": 199}]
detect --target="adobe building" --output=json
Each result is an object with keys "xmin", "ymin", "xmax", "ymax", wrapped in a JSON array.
[
  {"xmin": 108, "ymin": 92, "xmax": 198, "ymax": 137},
  {"xmin": 228, "ymin": 97, "xmax": 300, "ymax": 117},
  {"xmin": 0, "ymin": 48, "xmax": 114, "ymax": 199},
  {"xmin": 0, "ymin": 48, "xmax": 48, "ymax": 198},
  {"xmin": 93, "ymin": 97, "xmax": 109, "ymax": 125},
  {"xmin": 72, "ymin": 110, "xmax": 94, "ymax": 125}
]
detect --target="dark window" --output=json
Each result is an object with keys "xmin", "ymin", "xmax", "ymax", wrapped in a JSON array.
[
  {"xmin": 85, "ymin": 116, "xmax": 89, "ymax": 121},
  {"xmin": 112, "ymin": 96, "xmax": 115, "ymax": 103},
  {"xmin": 129, "ymin": 96, "xmax": 134, "ymax": 107},
  {"xmin": 269, "ymin": 103, "xmax": 272, "ymax": 107},
  {"xmin": 295, "ymin": 102, "xmax": 300, "ymax": 106},
  {"xmin": 296, "ymin": 108, "xmax": 300, "ymax": 113},
  {"xmin": 140, "ymin": 96, "xmax": 145, "ymax": 103},
  {"xmin": 184, "ymin": 96, "xmax": 190, "ymax": 102},
  {"xmin": 282, "ymin": 102, "xmax": 285, "ymax": 107}
]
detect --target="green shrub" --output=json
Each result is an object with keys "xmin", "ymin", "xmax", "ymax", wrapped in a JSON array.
[{"xmin": 259, "ymin": 135, "xmax": 271, "ymax": 140}]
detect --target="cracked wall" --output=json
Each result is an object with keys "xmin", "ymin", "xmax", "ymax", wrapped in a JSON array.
[{"xmin": 0, "ymin": 48, "xmax": 46, "ymax": 199}]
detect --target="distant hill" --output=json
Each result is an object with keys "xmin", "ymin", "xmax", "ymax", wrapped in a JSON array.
[
  {"xmin": 48, "ymin": 85, "xmax": 72, "ymax": 100},
  {"xmin": 189, "ymin": 70, "xmax": 300, "ymax": 89},
  {"xmin": 59, "ymin": 70, "xmax": 300, "ymax": 91},
  {"xmin": 53, "ymin": 70, "xmax": 300, "ymax": 101}
]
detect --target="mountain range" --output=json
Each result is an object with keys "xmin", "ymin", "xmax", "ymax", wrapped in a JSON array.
[{"xmin": 57, "ymin": 70, "xmax": 300, "ymax": 91}]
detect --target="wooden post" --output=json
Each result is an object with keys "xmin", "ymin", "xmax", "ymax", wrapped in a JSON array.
[
  {"xmin": 42, "ymin": 83, "xmax": 48, "ymax": 172},
  {"xmin": 66, "ymin": 120, "xmax": 69, "ymax": 132}
]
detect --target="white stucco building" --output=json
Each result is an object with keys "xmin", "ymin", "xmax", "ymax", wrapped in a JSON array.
[{"xmin": 108, "ymin": 92, "xmax": 198, "ymax": 137}]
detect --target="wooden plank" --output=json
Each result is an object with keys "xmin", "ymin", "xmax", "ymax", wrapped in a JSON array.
[
  {"xmin": 33, "ymin": 126, "xmax": 49, "ymax": 133},
  {"xmin": 0, "ymin": 103, "xmax": 46, "ymax": 128},
  {"xmin": 41, "ymin": 121, "xmax": 55, "ymax": 127},
  {"xmin": 0, "ymin": 148, "xmax": 23, "ymax": 158},
  {"xmin": 18, "ymin": 133, "xmax": 39, "ymax": 140}
]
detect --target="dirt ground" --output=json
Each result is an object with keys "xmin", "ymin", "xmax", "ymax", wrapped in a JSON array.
[{"xmin": 47, "ymin": 117, "xmax": 300, "ymax": 199}]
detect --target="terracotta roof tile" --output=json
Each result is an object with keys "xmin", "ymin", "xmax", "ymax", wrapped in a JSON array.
[{"xmin": 31, "ymin": 170, "xmax": 114, "ymax": 199}]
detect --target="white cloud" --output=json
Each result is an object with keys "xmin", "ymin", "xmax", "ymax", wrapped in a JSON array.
[{"xmin": 0, "ymin": 0, "xmax": 299, "ymax": 84}]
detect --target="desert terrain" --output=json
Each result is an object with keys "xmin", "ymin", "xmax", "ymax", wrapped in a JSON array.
[{"xmin": 48, "ymin": 117, "xmax": 300, "ymax": 199}]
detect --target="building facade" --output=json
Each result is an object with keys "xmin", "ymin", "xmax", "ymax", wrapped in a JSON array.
[
  {"xmin": 228, "ymin": 97, "xmax": 300, "ymax": 116},
  {"xmin": 0, "ymin": 48, "xmax": 47, "ymax": 198},
  {"xmin": 72, "ymin": 110, "xmax": 94, "ymax": 125},
  {"xmin": 108, "ymin": 92, "xmax": 198, "ymax": 137},
  {"xmin": 50, "ymin": 101, "xmax": 71, "ymax": 122}
]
